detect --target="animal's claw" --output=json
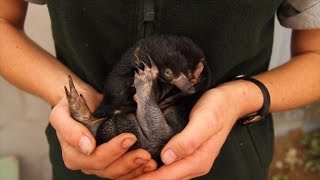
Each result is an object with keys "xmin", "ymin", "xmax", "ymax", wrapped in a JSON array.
[
  {"xmin": 134, "ymin": 71, "xmax": 139, "ymax": 78},
  {"xmin": 140, "ymin": 61, "xmax": 150, "ymax": 70},
  {"xmin": 65, "ymin": 75, "xmax": 103, "ymax": 136},
  {"xmin": 135, "ymin": 61, "xmax": 147, "ymax": 75},
  {"xmin": 138, "ymin": 67, "xmax": 144, "ymax": 75},
  {"xmin": 146, "ymin": 55, "xmax": 159, "ymax": 79},
  {"xmin": 146, "ymin": 54, "xmax": 157, "ymax": 69},
  {"xmin": 64, "ymin": 86, "xmax": 70, "ymax": 100},
  {"xmin": 65, "ymin": 75, "xmax": 80, "ymax": 105},
  {"xmin": 133, "ymin": 62, "xmax": 155, "ymax": 102}
]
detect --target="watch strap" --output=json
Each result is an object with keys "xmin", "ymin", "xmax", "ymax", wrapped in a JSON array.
[{"xmin": 234, "ymin": 75, "xmax": 271, "ymax": 125}]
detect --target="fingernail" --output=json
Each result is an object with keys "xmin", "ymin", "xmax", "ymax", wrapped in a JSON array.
[
  {"xmin": 134, "ymin": 158, "xmax": 148, "ymax": 165},
  {"xmin": 79, "ymin": 135, "xmax": 93, "ymax": 155},
  {"xmin": 162, "ymin": 149, "xmax": 177, "ymax": 165},
  {"xmin": 122, "ymin": 138, "xmax": 136, "ymax": 149}
]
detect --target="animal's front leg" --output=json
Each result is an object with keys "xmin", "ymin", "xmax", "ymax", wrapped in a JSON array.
[
  {"xmin": 133, "ymin": 61, "xmax": 174, "ymax": 155},
  {"xmin": 64, "ymin": 75, "xmax": 104, "ymax": 136}
]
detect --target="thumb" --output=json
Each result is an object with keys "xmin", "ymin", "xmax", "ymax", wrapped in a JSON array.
[
  {"xmin": 50, "ymin": 98, "xmax": 96, "ymax": 155},
  {"xmin": 160, "ymin": 93, "xmax": 224, "ymax": 165}
]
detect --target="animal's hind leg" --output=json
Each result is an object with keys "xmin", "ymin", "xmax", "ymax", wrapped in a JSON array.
[
  {"xmin": 64, "ymin": 75, "xmax": 104, "ymax": 136},
  {"xmin": 134, "ymin": 61, "xmax": 174, "ymax": 147},
  {"xmin": 162, "ymin": 106, "xmax": 188, "ymax": 133}
]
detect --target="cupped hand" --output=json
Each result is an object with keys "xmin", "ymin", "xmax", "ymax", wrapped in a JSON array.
[
  {"xmin": 49, "ymin": 92, "xmax": 157, "ymax": 179},
  {"xmin": 134, "ymin": 80, "xmax": 262, "ymax": 179}
]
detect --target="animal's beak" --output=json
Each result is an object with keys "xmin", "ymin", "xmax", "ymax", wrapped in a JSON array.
[{"xmin": 171, "ymin": 73, "xmax": 195, "ymax": 94}]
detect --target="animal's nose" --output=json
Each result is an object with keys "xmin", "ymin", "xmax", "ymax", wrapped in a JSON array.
[
  {"xmin": 171, "ymin": 73, "xmax": 196, "ymax": 94},
  {"xmin": 185, "ymin": 84, "xmax": 195, "ymax": 94}
]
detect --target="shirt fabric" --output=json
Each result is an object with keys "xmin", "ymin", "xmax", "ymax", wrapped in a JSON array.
[
  {"xmin": 21, "ymin": 0, "xmax": 319, "ymax": 180},
  {"xmin": 25, "ymin": 0, "xmax": 320, "ymax": 29},
  {"xmin": 278, "ymin": 0, "xmax": 320, "ymax": 29}
]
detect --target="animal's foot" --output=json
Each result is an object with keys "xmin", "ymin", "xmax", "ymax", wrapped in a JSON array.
[
  {"xmin": 133, "ymin": 61, "xmax": 158, "ymax": 102},
  {"xmin": 64, "ymin": 75, "xmax": 103, "ymax": 136},
  {"xmin": 146, "ymin": 55, "xmax": 159, "ymax": 80}
]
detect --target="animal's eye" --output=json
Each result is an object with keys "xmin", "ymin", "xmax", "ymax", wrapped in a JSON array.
[{"xmin": 163, "ymin": 68, "xmax": 173, "ymax": 78}]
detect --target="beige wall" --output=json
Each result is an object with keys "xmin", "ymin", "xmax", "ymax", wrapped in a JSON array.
[
  {"xmin": 271, "ymin": 20, "xmax": 320, "ymax": 136},
  {"xmin": 0, "ymin": 4, "xmax": 53, "ymax": 180},
  {"xmin": 0, "ymin": 3, "xmax": 319, "ymax": 180}
]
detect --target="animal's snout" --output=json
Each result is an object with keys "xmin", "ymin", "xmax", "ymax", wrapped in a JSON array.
[
  {"xmin": 185, "ymin": 85, "xmax": 196, "ymax": 94},
  {"xmin": 171, "ymin": 73, "xmax": 196, "ymax": 94}
]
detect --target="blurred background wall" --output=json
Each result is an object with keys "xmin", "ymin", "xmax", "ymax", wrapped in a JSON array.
[
  {"xmin": 0, "ymin": 3, "xmax": 319, "ymax": 180},
  {"xmin": 0, "ymin": 4, "xmax": 53, "ymax": 180}
]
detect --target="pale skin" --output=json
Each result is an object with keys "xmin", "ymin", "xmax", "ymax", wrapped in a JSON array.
[
  {"xmin": 0, "ymin": 1, "xmax": 157, "ymax": 179},
  {"xmin": 1, "ymin": 0, "xmax": 320, "ymax": 180}
]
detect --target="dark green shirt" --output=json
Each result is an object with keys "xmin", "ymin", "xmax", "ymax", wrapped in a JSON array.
[{"xmin": 38, "ymin": 1, "xmax": 285, "ymax": 179}]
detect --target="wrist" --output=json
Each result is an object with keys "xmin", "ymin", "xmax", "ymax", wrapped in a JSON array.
[
  {"xmin": 53, "ymin": 75, "xmax": 102, "ymax": 111},
  {"xmin": 216, "ymin": 79, "xmax": 264, "ymax": 119}
]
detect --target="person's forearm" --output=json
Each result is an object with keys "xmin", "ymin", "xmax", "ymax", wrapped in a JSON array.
[
  {"xmin": 218, "ymin": 30, "xmax": 320, "ymax": 119},
  {"xmin": 255, "ymin": 52, "xmax": 320, "ymax": 112},
  {"xmin": 0, "ymin": 18, "xmax": 97, "ymax": 106},
  {"xmin": 215, "ymin": 53, "xmax": 320, "ymax": 123},
  {"xmin": 255, "ymin": 29, "xmax": 320, "ymax": 113}
]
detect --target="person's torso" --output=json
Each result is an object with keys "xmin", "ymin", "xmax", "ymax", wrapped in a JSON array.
[
  {"xmin": 46, "ymin": 0, "xmax": 283, "ymax": 91},
  {"xmin": 45, "ymin": 1, "xmax": 282, "ymax": 179}
]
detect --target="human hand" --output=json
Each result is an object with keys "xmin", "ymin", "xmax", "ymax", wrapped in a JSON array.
[
  {"xmin": 134, "ymin": 80, "xmax": 263, "ymax": 179},
  {"xmin": 49, "ymin": 90, "xmax": 157, "ymax": 179}
]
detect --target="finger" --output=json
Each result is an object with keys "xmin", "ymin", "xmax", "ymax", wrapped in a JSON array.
[
  {"xmin": 160, "ymin": 91, "xmax": 223, "ymax": 165},
  {"xmin": 57, "ymin": 132, "xmax": 82, "ymax": 170},
  {"xmin": 60, "ymin": 133, "xmax": 137, "ymax": 170},
  {"xmin": 50, "ymin": 98, "xmax": 96, "ymax": 155},
  {"xmin": 117, "ymin": 159, "xmax": 157, "ymax": 180},
  {"xmin": 83, "ymin": 149, "xmax": 153, "ymax": 179},
  {"xmin": 56, "ymin": 132, "xmax": 73, "ymax": 155},
  {"xmin": 137, "ymin": 132, "xmax": 227, "ymax": 180}
]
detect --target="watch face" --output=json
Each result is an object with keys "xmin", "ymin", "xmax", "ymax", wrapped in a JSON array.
[
  {"xmin": 238, "ymin": 112, "xmax": 263, "ymax": 125},
  {"xmin": 243, "ymin": 115, "xmax": 263, "ymax": 125}
]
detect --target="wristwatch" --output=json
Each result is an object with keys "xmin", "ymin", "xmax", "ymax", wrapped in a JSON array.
[{"xmin": 234, "ymin": 75, "xmax": 271, "ymax": 125}]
